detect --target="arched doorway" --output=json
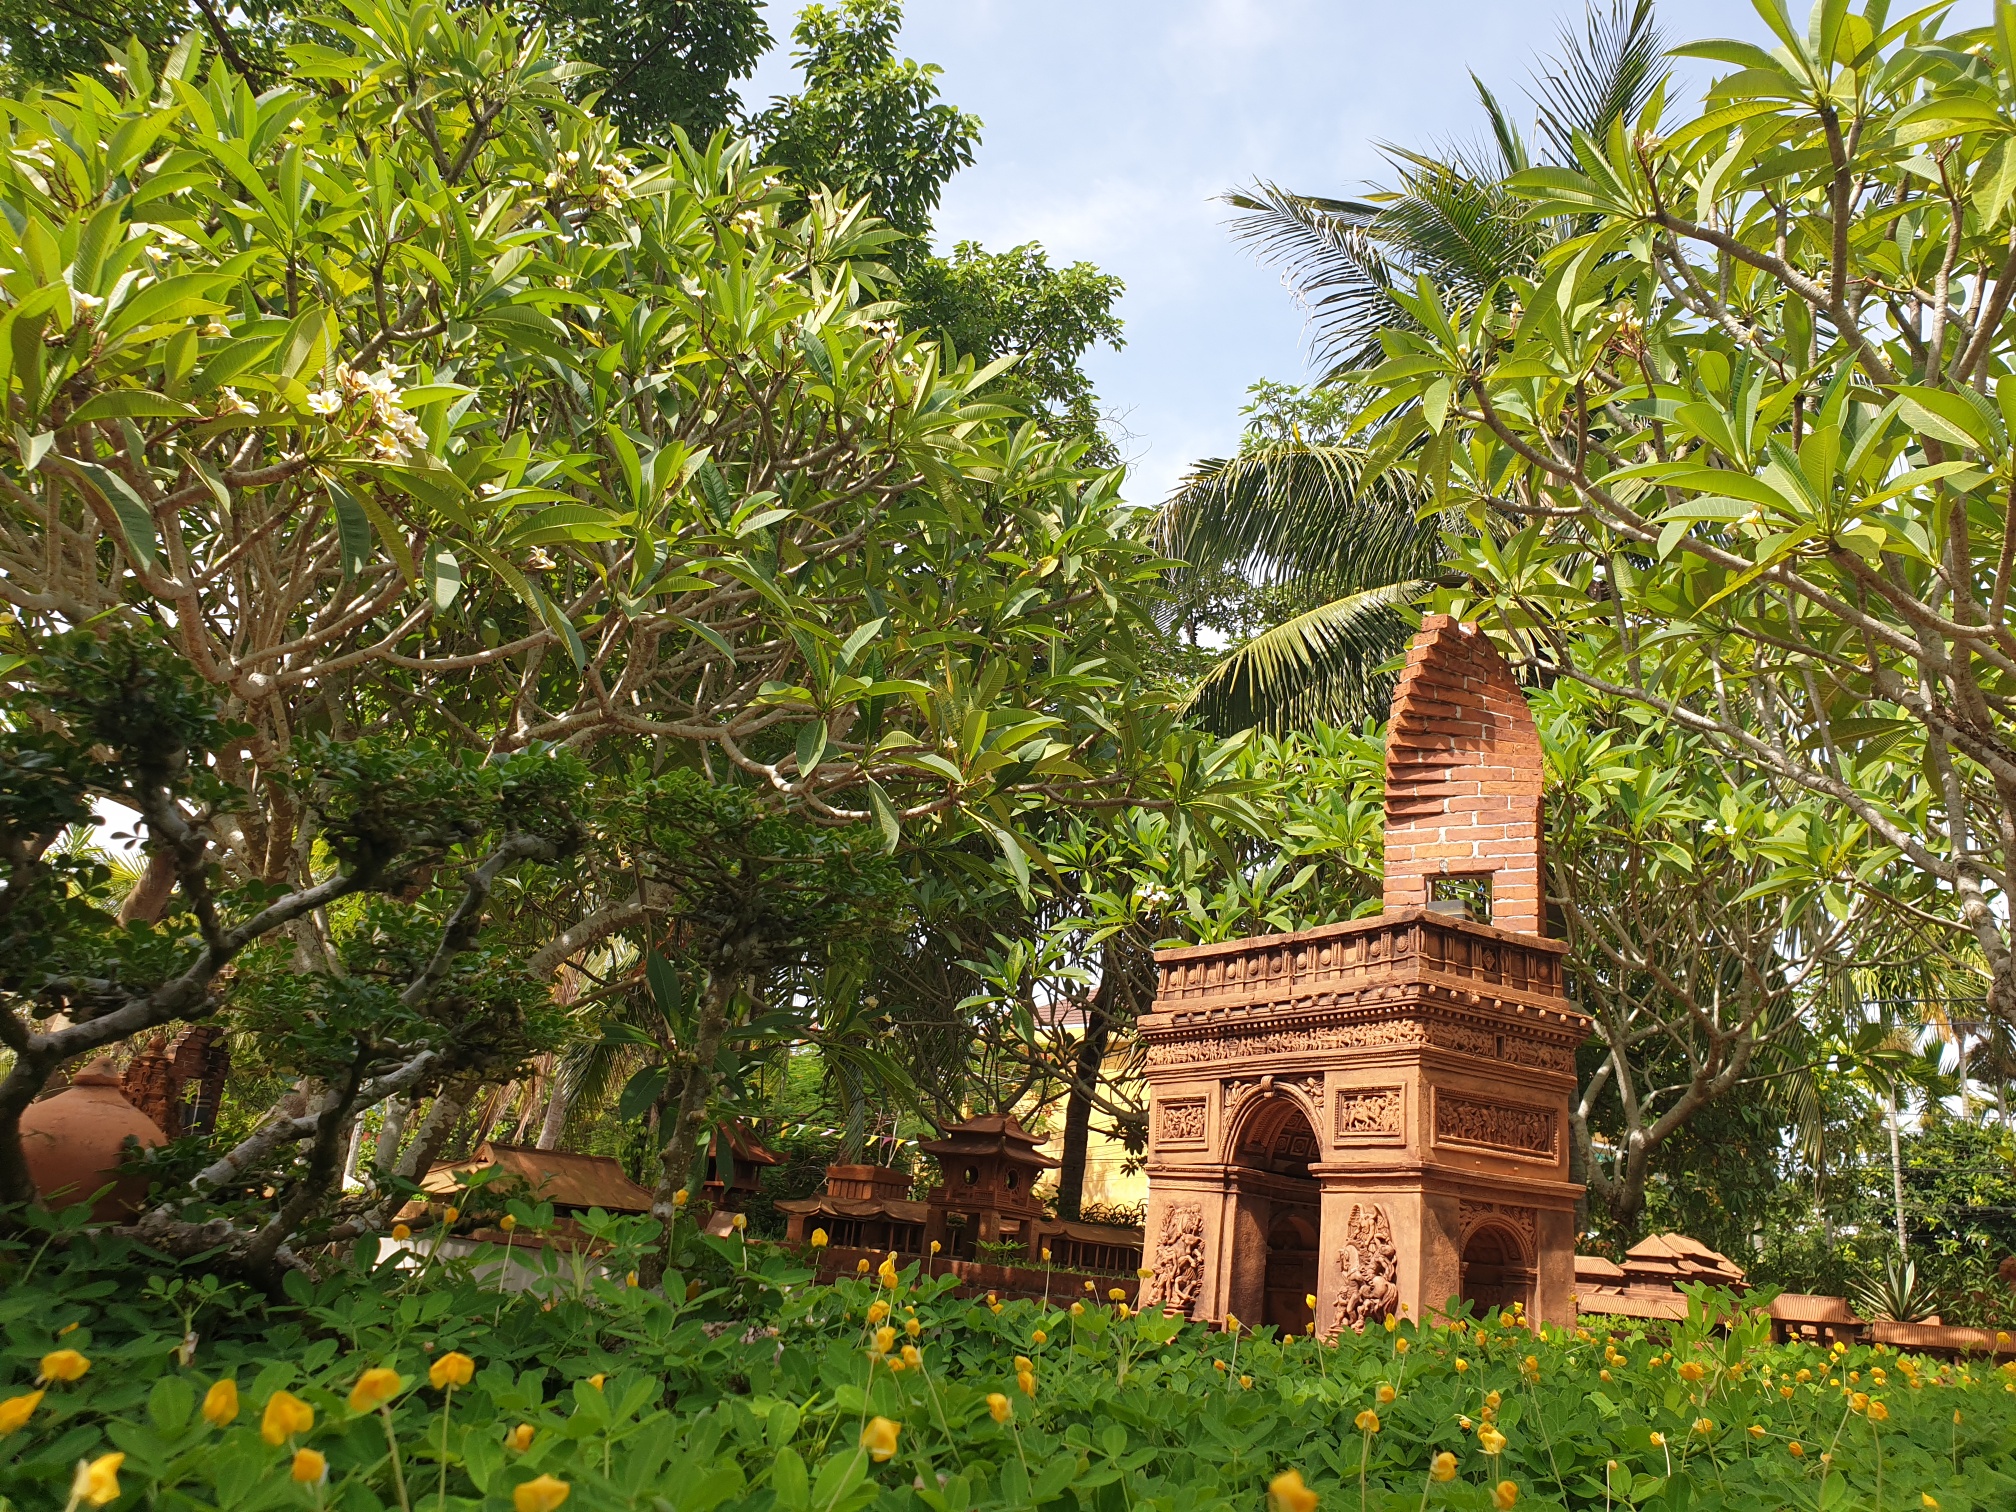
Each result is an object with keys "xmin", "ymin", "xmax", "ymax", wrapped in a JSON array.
[
  {"xmin": 1460, "ymin": 1223, "xmax": 1534, "ymax": 1317},
  {"xmin": 1230, "ymin": 1095, "xmax": 1320, "ymax": 1334}
]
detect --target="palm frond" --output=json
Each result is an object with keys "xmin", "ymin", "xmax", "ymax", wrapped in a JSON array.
[
  {"xmin": 1181, "ymin": 581, "xmax": 1427, "ymax": 735},
  {"xmin": 1471, "ymin": 74, "xmax": 1530, "ymax": 176},
  {"xmin": 1531, "ymin": 0, "xmax": 1668, "ymax": 165},
  {"xmin": 1223, "ymin": 182, "xmax": 1408, "ymax": 375},
  {"xmin": 1160, "ymin": 440, "xmax": 1444, "ymax": 591}
]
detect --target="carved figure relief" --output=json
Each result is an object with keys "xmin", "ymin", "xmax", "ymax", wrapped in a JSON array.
[
  {"xmin": 1156, "ymin": 1098, "xmax": 1206, "ymax": 1145},
  {"xmin": 1222, "ymin": 1079, "xmax": 1262, "ymax": 1119},
  {"xmin": 1147, "ymin": 1017, "xmax": 1428, "ymax": 1067},
  {"xmin": 1333, "ymin": 1086, "xmax": 1404, "ymax": 1141},
  {"xmin": 1434, "ymin": 1091, "xmax": 1557, "ymax": 1158},
  {"xmin": 1285, "ymin": 1075, "xmax": 1327, "ymax": 1116},
  {"xmin": 1141, "ymin": 1204, "xmax": 1205, "ymax": 1315},
  {"xmin": 1332, "ymin": 1204, "xmax": 1400, "ymax": 1331}
]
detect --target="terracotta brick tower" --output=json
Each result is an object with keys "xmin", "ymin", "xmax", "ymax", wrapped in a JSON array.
[
  {"xmin": 1383, "ymin": 616, "xmax": 1545, "ymax": 933},
  {"xmin": 1139, "ymin": 618, "xmax": 1587, "ymax": 1336}
]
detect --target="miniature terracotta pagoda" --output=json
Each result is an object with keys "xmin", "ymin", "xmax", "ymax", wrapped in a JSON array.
[
  {"xmin": 918, "ymin": 1113, "xmax": 1056, "ymax": 1259},
  {"xmin": 1139, "ymin": 616, "xmax": 1590, "ymax": 1335}
]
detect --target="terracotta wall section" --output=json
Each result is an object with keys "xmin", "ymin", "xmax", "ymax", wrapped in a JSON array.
[{"xmin": 1382, "ymin": 616, "xmax": 1545, "ymax": 935}]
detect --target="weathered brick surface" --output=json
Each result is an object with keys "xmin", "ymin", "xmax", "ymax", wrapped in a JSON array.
[{"xmin": 1382, "ymin": 616, "xmax": 1545, "ymax": 934}]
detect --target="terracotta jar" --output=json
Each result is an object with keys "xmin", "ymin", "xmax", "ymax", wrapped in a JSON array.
[{"xmin": 21, "ymin": 1059, "xmax": 166, "ymax": 1220}]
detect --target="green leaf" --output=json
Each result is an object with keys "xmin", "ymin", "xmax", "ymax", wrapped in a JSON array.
[
  {"xmin": 326, "ymin": 479, "xmax": 374, "ymax": 578},
  {"xmin": 64, "ymin": 455, "xmax": 158, "ymax": 568},
  {"xmin": 795, "ymin": 721, "xmax": 828, "ymax": 779},
  {"xmin": 864, "ymin": 780, "xmax": 901, "ymax": 855},
  {"xmin": 66, "ymin": 393, "xmax": 201, "ymax": 425}
]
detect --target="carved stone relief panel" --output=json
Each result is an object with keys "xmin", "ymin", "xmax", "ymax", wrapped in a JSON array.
[
  {"xmin": 1222, "ymin": 1079, "xmax": 1263, "ymax": 1120},
  {"xmin": 1333, "ymin": 1085, "xmax": 1405, "ymax": 1144},
  {"xmin": 1284, "ymin": 1074, "xmax": 1327, "ymax": 1116},
  {"xmin": 1141, "ymin": 1204, "xmax": 1206, "ymax": 1316},
  {"xmin": 1433, "ymin": 1090, "xmax": 1558, "ymax": 1159},
  {"xmin": 1147, "ymin": 1017, "xmax": 1429, "ymax": 1068},
  {"xmin": 1156, "ymin": 1097, "xmax": 1207, "ymax": 1146},
  {"xmin": 1332, "ymin": 1203, "xmax": 1400, "ymax": 1331}
]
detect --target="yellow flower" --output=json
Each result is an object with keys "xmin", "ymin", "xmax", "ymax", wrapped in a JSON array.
[
  {"xmin": 1796, "ymin": 1369, "xmax": 1812, "ymax": 1383},
  {"xmin": 878, "ymin": 1259, "xmax": 900, "ymax": 1290},
  {"xmin": 1868, "ymin": 1400, "xmax": 1889, "ymax": 1423},
  {"xmin": 1014, "ymin": 1355, "xmax": 1033, "ymax": 1373},
  {"xmin": 900, "ymin": 1345, "xmax": 921, "ymax": 1368},
  {"xmin": 1384, "ymin": 1315, "xmax": 1398, "ymax": 1333},
  {"xmin": 291, "ymin": 1449, "xmax": 327, "ymax": 1484},
  {"xmin": 261, "ymin": 1390, "xmax": 314, "ymax": 1445},
  {"xmin": 673, "ymin": 1190, "xmax": 689, "ymax": 1208},
  {"xmin": 443, "ymin": 1206, "xmax": 460, "ymax": 1224},
  {"xmin": 1678, "ymin": 1361, "xmax": 1705, "ymax": 1382},
  {"xmin": 392, "ymin": 1224, "xmax": 411, "ymax": 1241},
  {"xmin": 349, "ymin": 1368, "xmax": 404, "ymax": 1413},
  {"xmin": 732, "ymin": 1213, "xmax": 748, "ymax": 1232},
  {"xmin": 1376, "ymin": 1384, "xmax": 1395, "ymax": 1405},
  {"xmin": 860, "ymin": 1416, "xmax": 901, "ymax": 1462},
  {"xmin": 1070, "ymin": 1303, "xmax": 1085, "ymax": 1317},
  {"xmin": 1479, "ymin": 1426, "xmax": 1507, "ymax": 1456},
  {"xmin": 1923, "ymin": 1496, "xmax": 1939, "ymax": 1509},
  {"xmin": 1240, "ymin": 1375, "xmax": 1253, "ymax": 1389},
  {"xmin": 201, "ymin": 1380, "xmax": 238, "ymax": 1427},
  {"xmin": 1600, "ymin": 1370, "xmax": 1612, "ymax": 1382},
  {"xmin": 1031, "ymin": 1330, "xmax": 1047, "ymax": 1345},
  {"xmin": 72, "ymin": 1452, "xmax": 124, "ymax": 1507},
  {"xmin": 1788, "ymin": 1441, "xmax": 1804, "ymax": 1457},
  {"xmin": 506, "ymin": 1424, "xmax": 535, "ymax": 1452},
  {"xmin": 1355, "ymin": 1409, "xmax": 1380, "ymax": 1434},
  {"xmin": 929, "ymin": 1240, "xmax": 941, "ymax": 1255},
  {"xmin": 514, "ymin": 1474, "xmax": 571, "ymax": 1512},
  {"xmin": 867, "ymin": 1301, "xmax": 890, "ymax": 1325},
  {"xmin": 429, "ymin": 1352, "xmax": 475, "ymax": 1390},
  {"xmin": 873, "ymin": 1326, "xmax": 897, "ymax": 1355},
  {"xmin": 810, "ymin": 1228, "xmax": 829, "ymax": 1249},
  {"xmin": 1648, "ymin": 1432, "xmax": 1665, "ymax": 1448},
  {"xmin": 626, "ymin": 1272, "xmax": 639, "ymax": 1288},
  {"xmin": 1484, "ymin": 1391, "xmax": 1501, "ymax": 1412},
  {"xmin": 1748, "ymin": 1425, "xmax": 1765, "ymax": 1439},
  {"xmin": 1214, "ymin": 1360, "xmax": 1229, "ymax": 1373},
  {"xmin": 500, "ymin": 1214, "xmax": 518, "ymax": 1233},
  {"xmin": 1394, "ymin": 1338, "xmax": 1409, "ymax": 1355},
  {"xmin": 58, "ymin": 1322, "xmax": 78, "ymax": 1336},
  {"xmin": 1041, "ymin": 1248, "xmax": 1052, "ymax": 1263},
  {"xmin": 1692, "ymin": 1418, "xmax": 1713, "ymax": 1435},
  {"xmin": 1305, "ymin": 1293, "xmax": 1317, "ymax": 1310},
  {"xmin": 1017, "ymin": 1369, "xmax": 1036, "ymax": 1397},
  {"xmin": 987, "ymin": 1393, "xmax": 1012, "ymax": 1424},
  {"xmin": 1493, "ymin": 1479, "xmax": 1519, "ymax": 1511},
  {"xmin": 1780, "ymin": 1386, "xmax": 1794, "ymax": 1399},
  {"xmin": 586, "ymin": 1374, "xmax": 606, "ymax": 1391},
  {"xmin": 39, "ymin": 1350, "xmax": 89, "ymax": 1384},
  {"xmin": 1084, "ymin": 1280, "xmax": 1096, "ymax": 1293},
  {"xmin": 1849, "ymin": 1392, "xmax": 1870, "ymax": 1414},
  {"xmin": 1455, "ymin": 1358, "xmax": 1469, "ymax": 1373},
  {"xmin": 1, "ymin": 1391, "xmax": 46, "ymax": 1434},
  {"xmin": 905, "ymin": 1318, "xmax": 921, "ymax": 1339},
  {"xmin": 1108, "ymin": 1288, "xmax": 1126, "ymax": 1302},
  {"xmin": 1429, "ymin": 1452, "xmax": 1457, "ymax": 1483},
  {"xmin": 1268, "ymin": 1469, "xmax": 1318, "ymax": 1512}
]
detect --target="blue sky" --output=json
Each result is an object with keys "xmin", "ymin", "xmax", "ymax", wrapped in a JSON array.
[{"xmin": 745, "ymin": 1, "xmax": 1783, "ymax": 502}]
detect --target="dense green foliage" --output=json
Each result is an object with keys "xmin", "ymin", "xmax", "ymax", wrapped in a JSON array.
[{"xmin": 3, "ymin": 1228, "xmax": 2014, "ymax": 1512}]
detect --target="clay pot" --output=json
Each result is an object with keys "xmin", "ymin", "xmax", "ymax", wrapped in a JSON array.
[{"xmin": 20, "ymin": 1058, "xmax": 166, "ymax": 1220}]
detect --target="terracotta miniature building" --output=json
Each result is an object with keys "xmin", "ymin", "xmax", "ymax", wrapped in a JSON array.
[
  {"xmin": 701, "ymin": 1122, "xmax": 781, "ymax": 1211},
  {"xmin": 919, "ymin": 1113, "xmax": 1056, "ymax": 1259},
  {"xmin": 1139, "ymin": 617, "xmax": 1589, "ymax": 1335}
]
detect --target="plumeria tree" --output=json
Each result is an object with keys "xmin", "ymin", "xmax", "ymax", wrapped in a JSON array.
[{"xmin": 1348, "ymin": 0, "xmax": 2016, "ymax": 1025}]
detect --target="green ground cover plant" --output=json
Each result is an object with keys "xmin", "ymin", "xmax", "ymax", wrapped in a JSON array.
[{"xmin": 2, "ymin": 1213, "xmax": 2011, "ymax": 1512}]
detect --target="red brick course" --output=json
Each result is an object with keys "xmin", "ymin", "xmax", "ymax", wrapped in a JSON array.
[{"xmin": 1382, "ymin": 616, "xmax": 1545, "ymax": 935}]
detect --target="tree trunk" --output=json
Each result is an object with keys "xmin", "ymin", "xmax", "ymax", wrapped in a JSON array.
[
  {"xmin": 645, "ymin": 961, "xmax": 743, "ymax": 1279},
  {"xmin": 1887, "ymin": 1084, "xmax": 1908, "ymax": 1256},
  {"xmin": 117, "ymin": 851, "xmax": 178, "ymax": 925},
  {"xmin": 395, "ymin": 1078, "xmax": 479, "ymax": 1182},
  {"xmin": 374, "ymin": 1096, "xmax": 413, "ymax": 1169},
  {"xmin": 535, "ymin": 1069, "xmax": 571, "ymax": 1150},
  {"xmin": 1055, "ymin": 978, "xmax": 1113, "ymax": 1223}
]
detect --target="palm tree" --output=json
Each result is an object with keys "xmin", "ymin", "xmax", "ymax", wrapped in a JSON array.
[{"xmin": 1160, "ymin": 0, "xmax": 1667, "ymax": 732}]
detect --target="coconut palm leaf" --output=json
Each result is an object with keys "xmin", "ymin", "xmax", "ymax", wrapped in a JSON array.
[
  {"xmin": 1182, "ymin": 580, "xmax": 1429, "ymax": 734},
  {"xmin": 1531, "ymin": 0, "xmax": 1668, "ymax": 165},
  {"xmin": 1160, "ymin": 439, "xmax": 1440, "ymax": 589}
]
